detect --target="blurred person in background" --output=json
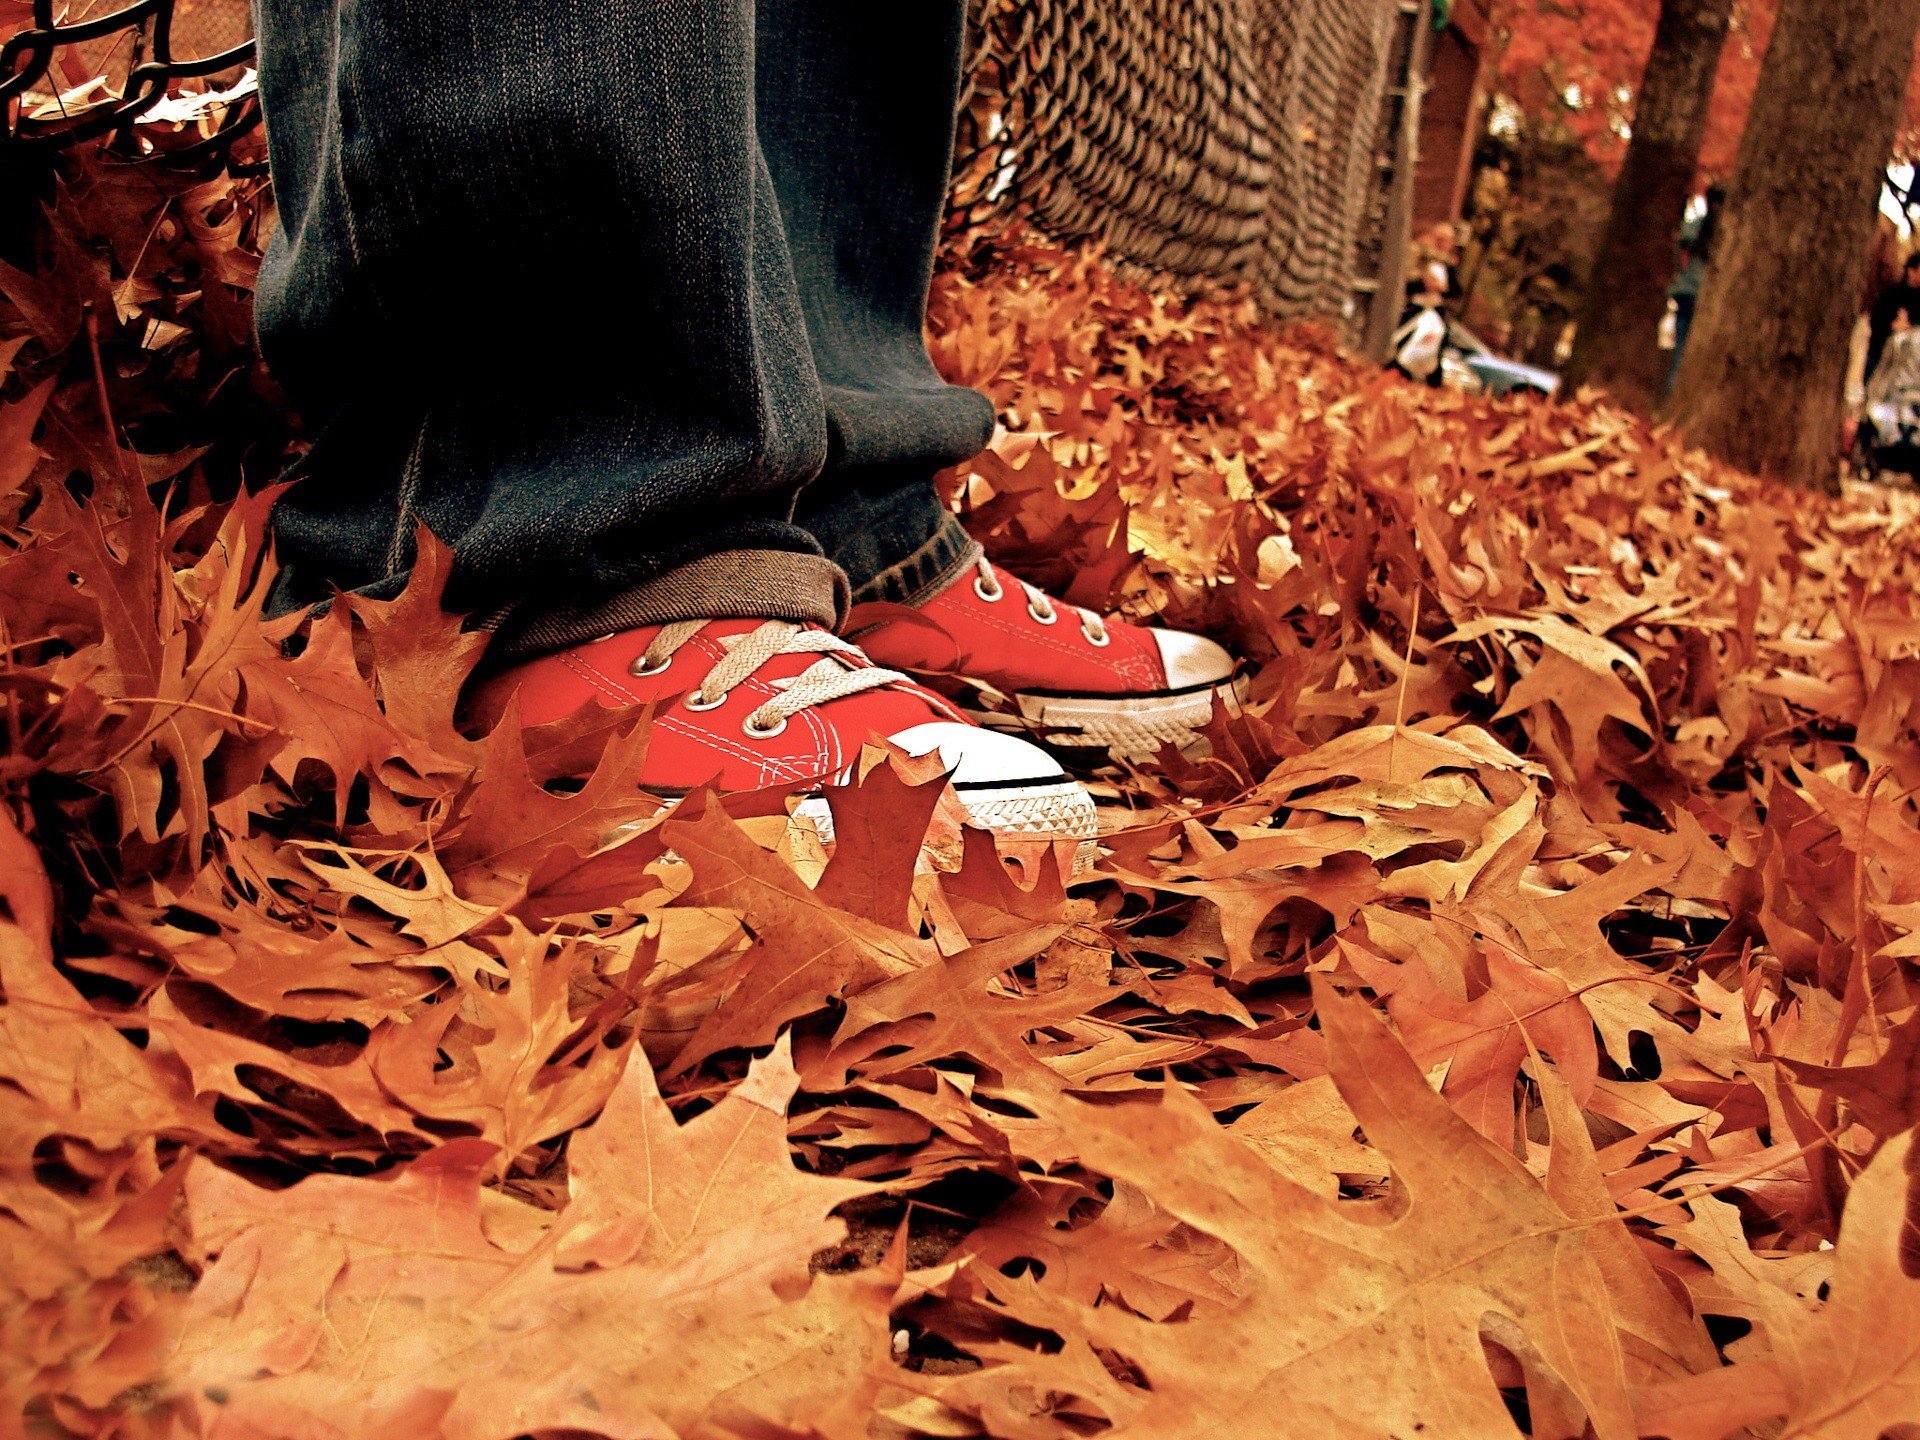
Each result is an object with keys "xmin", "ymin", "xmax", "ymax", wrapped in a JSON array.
[
  {"xmin": 1867, "ymin": 250, "xmax": 1920, "ymax": 382},
  {"xmin": 1855, "ymin": 304, "xmax": 1920, "ymax": 479},
  {"xmin": 1409, "ymin": 220, "xmax": 1462, "ymax": 309},
  {"xmin": 1666, "ymin": 184, "xmax": 1724, "ymax": 393},
  {"xmin": 1391, "ymin": 277, "xmax": 1449, "ymax": 388},
  {"xmin": 1841, "ymin": 233, "xmax": 1902, "ymax": 456}
]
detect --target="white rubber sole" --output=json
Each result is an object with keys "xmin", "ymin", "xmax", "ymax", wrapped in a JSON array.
[
  {"xmin": 797, "ymin": 779, "xmax": 1098, "ymax": 878},
  {"xmin": 967, "ymin": 675, "xmax": 1249, "ymax": 760},
  {"xmin": 620, "ymin": 778, "xmax": 1098, "ymax": 877},
  {"xmin": 946, "ymin": 777, "xmax": 1098, "ymax": 840}
]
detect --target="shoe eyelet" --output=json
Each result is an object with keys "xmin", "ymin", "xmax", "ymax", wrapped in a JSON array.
[
  {"xmin": 743, "ymin": 714, "xmax": 788, "ymax": 739},
  {"xmin": 684, "ymin": 691, "xmax": 727, "ymax": 713},
  {"xmin": 630, "ymin": 653, "xmax": 671, "ymax": 678},
  {"xmin": 973, "ymin": 575, "xmax": 1005, "ymax": 603},
  {"xmin": 1028, "ymin": 601, "xmax": 1059, "ymax": 625},
  {"xmin": 1083, "ymin": 625, "xmax": 1111, "ymax": 647}
]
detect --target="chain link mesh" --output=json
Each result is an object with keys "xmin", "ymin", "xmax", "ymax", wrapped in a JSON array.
[
  {"xmin": 3, "ymin": 0, "xmax": 1405, "ymax": 322},
  {"xmin": 954, "ymin": 0, "xmax": 1402, "ymax": 323},
  {"xmin": 1, "ymin": 0, "xmax": 256, "ymax": 156}
]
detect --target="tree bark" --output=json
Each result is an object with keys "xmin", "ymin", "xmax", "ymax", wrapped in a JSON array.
[
  {"xmin": 1668, "ymin": 0, "xmax": 1920, "ymax": 485},
  {"xmin": 1564, "ymin": 0, "xmax": 1736, "ymax": 410}
]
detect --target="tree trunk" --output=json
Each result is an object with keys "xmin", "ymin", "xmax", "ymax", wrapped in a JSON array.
[
  {"xmin": 1668, "ymin": 0, "xmax": 1920, "ymax": 485},
  {"xmin": 1563, "ymin": 0, "xmax": 1736, "ymax": 410}
]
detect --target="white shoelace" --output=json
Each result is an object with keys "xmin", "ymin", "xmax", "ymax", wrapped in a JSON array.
[
  {"xmin": 633, "ymin": 620, "xmax": 909, "ymax": 738},
  {"xmin": 973, "ymin": 556, "xmax": 1109, "ymax": 646}
]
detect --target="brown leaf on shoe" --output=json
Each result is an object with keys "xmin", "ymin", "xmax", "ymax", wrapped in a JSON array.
[{"xmin": 813, "ymin": 750, "xmax": 951, "ymax": 930}]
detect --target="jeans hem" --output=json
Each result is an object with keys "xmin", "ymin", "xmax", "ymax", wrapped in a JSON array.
[
  {"xmin": 486, "ymin": 549, "xmax": 850, "ymax": 659},
  {"xmin": 845, "ymin": 508, "xmax": 981, "ymax": 608}
]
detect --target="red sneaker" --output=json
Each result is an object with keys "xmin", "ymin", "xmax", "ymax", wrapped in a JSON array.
[
  {"xmin": 849, "ymin": 556, "xmax": 1242, "ymax": 760},
  {"xmin": 470, "ymin": 619, "xmax": 1096, "ymax": 844}
]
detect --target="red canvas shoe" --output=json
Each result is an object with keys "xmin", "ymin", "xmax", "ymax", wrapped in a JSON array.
[
  {"xmin": 849, "ymin": 556, "xmax": 1242, "ymax": 760},
  {"xmin": 469, "ymin": 619, "xmax": 1096, "ymax": 844}
]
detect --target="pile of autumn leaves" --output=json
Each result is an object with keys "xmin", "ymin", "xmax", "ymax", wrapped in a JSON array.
[{"xmin": 4, "ymin": 150, "xmax": 1920, "ymax": 1440}]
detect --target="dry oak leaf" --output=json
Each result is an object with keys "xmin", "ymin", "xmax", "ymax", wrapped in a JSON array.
[
  {"xmin": 1784, "ymin": 1007, "xmax": 1920, "ymax": 1148},
  {"xmin": 1742, "ymin": 1128, "xmax": 1920, "ymax": 1440},
  {"xmin": 955, "ymin": 1178, "xmax": 1243, "ymax": 1325},
  {"xmin": 657, "ymin": 797, "xmax": 938, "ymax": 1075},
  {"xmin": 363, "ymin": 925, "xmax": 641, "ymax": 1162},
  {"xmin": 811, "ymin": 755, "xmax": 950, "ymax": 930},
  {"xmin": 339, "ymin": 528, "xmax": 491, "ymax": 756},
  {"xmin": 443, "ymin": 700, "xmax": 664, "ymax": 905},
  {"xmin": 169, "ymin": 1038, "xmax": 890, "ymax": 1439},
  {"xmin": 1259, "ymin": 719, "xmax": 1542, "ymax": 801},
  {"xmin": 0, "ymin": 372, "xmax": 54, "ymax": 498},
  {"xmin": 1225, "ymin": 1074, "xmax": 1384, "ymax": 1197},
  {"xmin": 0, "ymin": 810, "xmax": 221, "ymax": 1152},
  {"xmin": 1641, "ymin": 1132, "xmax": 1920, "ymax": 1440},
  {"xmin": 234, "ymin": 600, "xmax": 452, "ymax": 830},
  {"xmin": 1532, "ymin": 1050, "xmax": 1716, "ymax": 1388},
  {"xmin": 1345, "ymin": 937, "xmax": 1599, "ymax": 1146},
  {"xmin": 932, "ymin": 983, "xmax": 1641, "ymax": 1439}
]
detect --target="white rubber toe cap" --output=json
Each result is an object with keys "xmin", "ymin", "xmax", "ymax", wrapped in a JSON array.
[
  {"xmin": 889, "ymin": 721, "xmax": 1069, "ymax": 786},
  {"xmin": 1150, "ymin": 629, "xmax": 1236, "ymax": 691},
  {"xmin": 889, "ymin": 721, "xmax": 1095, "ymax": 840}
]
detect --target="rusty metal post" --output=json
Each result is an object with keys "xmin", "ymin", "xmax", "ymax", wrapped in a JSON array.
[{"xmin": 1363, "ymin": 0, "xmax": 1436, "ymax": 362}]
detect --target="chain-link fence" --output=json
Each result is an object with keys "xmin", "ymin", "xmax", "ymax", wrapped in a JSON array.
[
  {"xmin": 58, "ymin": 0, "xmax": 248, "ymax": 77},
  {"xmin": 953, "ymin": 0, "xmax": 1406, "ymax": 326},
  {"xmin": 3, "ymin": 0, "xmax": 1416, "ymax": 330},
  {"xmin": 1, "ymin": 0, "xmax": 255, "ymax": 158}
]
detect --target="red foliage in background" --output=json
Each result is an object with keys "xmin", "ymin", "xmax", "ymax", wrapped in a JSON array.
[{"xmin": 1491, "ymin": 0, "xmax": 1920, "ymax": 175}]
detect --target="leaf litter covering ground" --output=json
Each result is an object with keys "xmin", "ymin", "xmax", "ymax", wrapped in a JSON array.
[{"xmin": 3, "ymin": 154, "xmax": 1920, "ymax": 1440}]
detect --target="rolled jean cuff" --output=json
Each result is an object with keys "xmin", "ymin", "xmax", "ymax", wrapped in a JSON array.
[
  {"xmin": 488, "ymin": 549, "xmax": 850, "ymax": 658},
  {"xmin": 846, "ymin": 507, "xmax": 982, "ymax": 607}
]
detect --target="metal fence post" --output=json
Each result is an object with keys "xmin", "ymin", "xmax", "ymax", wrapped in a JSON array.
[{"xmin": 1363, "ymin": 0, "xmax": 1435, "ymax": 362}]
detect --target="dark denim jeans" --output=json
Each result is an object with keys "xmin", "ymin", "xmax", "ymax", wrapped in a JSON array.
[{"xmin": 254, "ymin": 0, "xmax": 993, "ymax": 650}]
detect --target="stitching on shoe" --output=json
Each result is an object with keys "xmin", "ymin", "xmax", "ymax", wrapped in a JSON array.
[
  {"xmin": 562, "ymin": 654, "xmax": 644, "ymax": 707},
  {"xmin": 794, "ymin": 705, "xmax": 838, "ymax": 776},
  {"xmin": 657, "ymin": 714, "xmax": 826, "ymax": 775},
  {"xmin": 938, "ymin": 595, "xmax": 1146, "ymax": 675},
  {"xmin": 547, "ymin": 629, "xmax": 871, "ymax": 785}
]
